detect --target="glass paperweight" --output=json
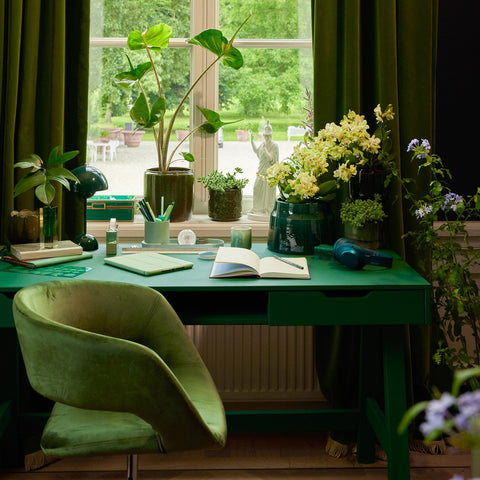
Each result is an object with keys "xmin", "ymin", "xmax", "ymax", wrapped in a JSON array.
[{"xmin": 178, "ymin": 229, "xmax": 196, "ymax": 245}]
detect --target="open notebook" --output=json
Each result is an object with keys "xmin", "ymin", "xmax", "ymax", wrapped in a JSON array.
[{"xmin": 104, "ymin": 252, "xmax": 193, "ymax": 276}]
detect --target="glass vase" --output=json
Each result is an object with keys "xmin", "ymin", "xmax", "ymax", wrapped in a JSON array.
[{"xmin": 40, "ymin": 206, "xmax": 58, "ymax": 248}]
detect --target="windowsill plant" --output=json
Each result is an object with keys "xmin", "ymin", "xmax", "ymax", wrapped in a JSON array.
[
  {"xmin": 198, "ymin": 167, "xmax": 249, "ymax": 221},
  {"xmin": 115, "ymin": 16, "xmax": 250, "ymax": 172}
]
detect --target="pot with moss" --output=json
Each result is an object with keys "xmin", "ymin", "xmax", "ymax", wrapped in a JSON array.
[
  {"xmin": 198, "ymin": 168, "xmax": 249, "ymax": 221},
  {"xmin": 115, "ymin": 16, "xmax": 250, "ymax": 221},
  {"xmin": 339, "ymin": 194, "xmax": 386, "ymax": 249}
]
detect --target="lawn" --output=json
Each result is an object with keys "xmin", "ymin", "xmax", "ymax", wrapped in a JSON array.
[{"xmin": 96, "ymin": 110, "xmax": 306, "ymax": 142}]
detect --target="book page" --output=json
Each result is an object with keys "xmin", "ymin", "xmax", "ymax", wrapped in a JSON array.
[
  {"xmin": 214, "ymin": 247, "xmax": 261, "ymax": 271},
  {"xmin": 259, "ymin": 256, "xmax": 310, "ymax": 279}
]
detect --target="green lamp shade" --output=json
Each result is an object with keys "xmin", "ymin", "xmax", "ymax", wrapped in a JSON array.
[{"xmin": 72, "ymin": 166, "xmax": 108, "ymax": 199}]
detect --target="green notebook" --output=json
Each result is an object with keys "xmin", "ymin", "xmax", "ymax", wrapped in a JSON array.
[{"xmin": 104, "ymin": 252, "xmax": 193, "ymax": 276}]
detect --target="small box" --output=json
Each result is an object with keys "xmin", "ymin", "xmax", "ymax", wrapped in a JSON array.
[{"xmin": 87, "ymin": 195, "xmax": 135, "ymax": 221}]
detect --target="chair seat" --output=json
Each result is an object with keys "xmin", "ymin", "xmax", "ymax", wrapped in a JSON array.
[{"xmin": 41, "ymin": 403, "xmax": 162, "ymax": 458}]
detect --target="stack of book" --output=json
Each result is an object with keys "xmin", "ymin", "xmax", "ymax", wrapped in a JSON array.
[{"xmin": 2, "ymin": 240, "xmax": 92, "ymax": 268}]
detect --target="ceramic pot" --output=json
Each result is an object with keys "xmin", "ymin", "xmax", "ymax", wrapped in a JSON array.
[
  {"xmin": 144, "ymin": 167, "xmax": 194, "ymax": 222},
  {"xmin": 122, "ymin": 130, "xmax": 145, "ymax": 147},
  {"xmin": 343, "ymin": 222, "xmax": 381, "ymax": 250},
  {"xmin": 267, "ymin": 199, "xmax": 334, "ymax": 254},
  {"xmin": 349, "ymin": 170, "xmax": 388, "ymax": 200},
  {"xmin": 208, "ymin": 188, "xmax": 243, "ymax": 221}
]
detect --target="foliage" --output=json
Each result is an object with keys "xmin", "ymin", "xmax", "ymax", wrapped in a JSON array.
[
  {"xmin": 401, "ymin": 139, "xmax": 480, "ymax": 370},
  {"xmin": 265, "ymin": 104, "xmax": 395, "ymax": 203},
  {"xmin": 399, "ymin": 367, "xmax": 480, "ymax": 449},
  {"xmin": 198, "ymin": 167, "xmax": 249, "ymax": 192},
  {"xmin": 13, "ymin": 146, "xmax": 79, "ymax": 206},
  {"xmin": 340, "ymin": 194, "xmax": 386, "ymax": 228},
  {"xmin": 114, "ymin": 16, "xmax": 250, "ymax": 172}
]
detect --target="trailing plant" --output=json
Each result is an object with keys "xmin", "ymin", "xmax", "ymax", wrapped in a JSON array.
[
  {"xmin": 198, "ymin": 167, "xmax": 249, "ymax": 192},
  {"xmin": 401, "ymin": 138, "xmax": 480, "ymax": 370},
  {"xmin": 115, "ymin": 15, "xmax": 250, "ymax": 172},
  {"xmin": 340, "ymin": 194, "xmax": 386, "ymax": 228},
  {"xmin": 13, "ymin": 146, "xmax": 79, "ymax": 206}
]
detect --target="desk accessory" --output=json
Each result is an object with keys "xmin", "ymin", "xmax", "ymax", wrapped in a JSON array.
[
  {"xmin": 3, "ymin": 251, "xmax": 93, "ymax": 268},
  {"xmin": 9, "ymin": 240, "xmax": 83, "ymax": 261},
  {"xmin": 230, "ymin": 225, "xmax": 252, "ymax": 249},
  {"xmin": 178, "ymin": 229, "xmax": 197, "ymax": 245},
  {"xmin": 104, "ymin": 252, "xmax": 193, "ymax": 276},
  {"xmin": 106, "ymin": 218, "xmax": 118, "ymax": 255},
  {"xmin": 210, "ymin": 246, "xmax": 310, "ymax": 279},
  {"xmin": 123, "ymin": 238, "xmax": 224, "ymax": 254},
  {"xmin": 144, "ymin": 220, "xmax": 170, "ymax": 245}
]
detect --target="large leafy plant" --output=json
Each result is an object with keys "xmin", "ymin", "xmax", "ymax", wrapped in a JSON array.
[
  {"xmin": 13, "ymin": 146, "xmax": 79, "ymax": 206},
  {"xmin": 115, "ymin": 16, "xmax": 250, "ymax": 172}
]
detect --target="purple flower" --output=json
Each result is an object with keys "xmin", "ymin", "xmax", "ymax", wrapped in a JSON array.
[
  {"xmin": 442, "ymin": 193, "xmax": 464, "ymax": 211},
  {"xmin": 455, "ymin": 390, "xmax": 480, "ymax": 431},
  {"xmin": 419, "ymin": 392, "xmax": 456, "ymax": 436},
  {"xmin": 407, "ymin": 139, "xmax": 419, "ymax": 152},
  {"xmin": 421, "ymin": 139, "xmax": 431, "ymax": 151}
]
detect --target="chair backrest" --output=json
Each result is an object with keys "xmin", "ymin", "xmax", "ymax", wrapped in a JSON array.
[{"xmin": 13, "ymin": 280, "xmax": 226, "ymax": 452}]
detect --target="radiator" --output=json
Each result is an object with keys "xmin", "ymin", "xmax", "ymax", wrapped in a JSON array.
[{"xmin": 186, "ymin": 325, "xmax": 324, "ymax": 402}]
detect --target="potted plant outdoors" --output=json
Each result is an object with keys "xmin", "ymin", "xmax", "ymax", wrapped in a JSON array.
[
  {"xmin": 198, "ymin": 167, "xmax": 249, "ymax": 221},
  {"xmin": 340, "ymin": 194, "xmax": 387, "ymax": 249},
  {"xmin": 12, "ymin": 146, "xmax": 79, "ymax": 247},
  {"xmin": 114, "ymin": 16, "xmax": 250, "ymax": 222}
]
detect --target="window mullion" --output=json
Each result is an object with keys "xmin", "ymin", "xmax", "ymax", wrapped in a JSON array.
[{"xmin": 190, "ymin": 0, "xmax": 219, "ymax": 213}]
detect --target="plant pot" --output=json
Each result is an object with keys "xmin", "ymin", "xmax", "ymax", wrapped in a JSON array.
[
  {"xmin": 122, "ymin": 130, "xmax": 145, "ymax": 147},
  {"xmin": 8, "ymin": 209, "xmax": 40, "ymax": 244},
  {"xmin": 208, "ymin": 188, "xmax": 243, "ymax": 221},
  {"xmin": 267, "ymin": 199, "xmax": 334, "ymax": 254},
  {"xmin": 343, "ymin": 222, "xmax": 380, "ymax": 249},
  {"xmin": 349, "ymin": 170, "xmax": 388, "ymax": 200},
  {"xmin": 235, "ymin": 129, "xmax": 249, "ymax": 141},
  {"xmin": 144, "ymin": 167, "xmax": 194, "ymax": 222}
]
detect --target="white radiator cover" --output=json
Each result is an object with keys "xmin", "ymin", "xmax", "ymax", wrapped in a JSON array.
[{"xmin": 186, "ymin": 325, "xmax": 324, "ymax": 402}]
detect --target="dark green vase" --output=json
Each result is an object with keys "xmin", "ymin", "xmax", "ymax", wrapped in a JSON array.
[
  {"xmin": 144, "ymin": 167, "xmax": 194, "ymax": 222},
  {"xmin": 208, "ymin": 188, "xmax": 243, "ymax": 221},
  {"xmin": 267, "ymin": 199, "xmax": 334, "ymax": 254},
  {"xmin": 40, "ymin": 206, "xmax": 58, "ymax": 248},
  {"xmin": 348, "ymin": 170, "xmax": 388, "ymax": 200}
]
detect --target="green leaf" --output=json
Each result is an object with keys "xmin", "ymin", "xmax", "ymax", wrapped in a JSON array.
[
  {"xmin": 34, "ymin": 181, "xmax": 54, "ymax": 206},
  {"xmin": 317, "ymin": 179, "xmax": 337, "ymax": 196},
  {"xmin": 13, "ymin": 160, "xmax": 41, "ymax": 170},
  {"xmin": 46, "ymin": 167, "xmax": 79, "ymax": 183},
  {"xmin": 142, "ymin": 24, "xmax": 172, "ymax": 52},
  {"xmin": 188, "ymin": 29, "xmax": 244, "ymax": 70},
  {"xmin": 130, "ymin": 93, "xmax": 151, "ymax": 126},
  {"xmin": 196, "ymin": 106, "xmax": 240, "ymax": 134},
  {"xmin": 46, "ymin": 148, "xmax": 79, "ymax": 167},
  {"xmin": 180, "ymin": 152, "xmax": 195, "ymax": 162},
  {"xmin": 149, "ymin": 96, "xmax": 167, "ymax": 125},
  {"xmin": 13, "ymin": 171, "xmax": 45, "ymax": 197},
  {"xmin": 115, "ymin": 60, "xmax": 152, "ymax": 86}
]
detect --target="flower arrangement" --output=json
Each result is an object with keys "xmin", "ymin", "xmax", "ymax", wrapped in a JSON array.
[
  {"xmin": 266, "ymin": 104, "xmax": 395, "ymax": 203},
  {"xmin": 340, "ymin": 194, "xmax": 386, "ymax": 228},
  {"xmin": 401, "ymin": 139, "xmax": 480, "ymax": 370}
]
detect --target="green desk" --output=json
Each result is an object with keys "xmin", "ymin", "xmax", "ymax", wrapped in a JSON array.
[{"xmin": 0, "ymin": 244, "xmax": 429, "ymax": 480}]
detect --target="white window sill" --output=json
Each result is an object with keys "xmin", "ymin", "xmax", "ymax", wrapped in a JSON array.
[{"xmin": 87, "ymin": 215, "xmax": 270, "ymax": 243}]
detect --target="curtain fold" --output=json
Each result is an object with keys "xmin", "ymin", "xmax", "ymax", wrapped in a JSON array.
[
  {"xmin": 312, "ymin": 0, "xmax": 441, "ymax": 450},
  {"xmin": 0, "ymin": 0, "xmax": 90, "ymax": 244}
]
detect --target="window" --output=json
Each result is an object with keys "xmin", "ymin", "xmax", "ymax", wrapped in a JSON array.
[{"xmin": 88, "ymin": 0, "xmax": 312, "ymax": 218}]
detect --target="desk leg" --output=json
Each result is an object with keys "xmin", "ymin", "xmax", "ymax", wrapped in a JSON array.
[{"xmin": 383, "ymin": 326, "xmax": 410, "ymax": 480}]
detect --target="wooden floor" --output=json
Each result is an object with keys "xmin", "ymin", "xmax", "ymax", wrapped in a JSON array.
[{"xmin": 0, "ymin": 432, "xmax": 472, "ymax": 480}]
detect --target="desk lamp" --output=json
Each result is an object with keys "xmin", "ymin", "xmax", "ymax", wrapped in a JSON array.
[{"xmin": 71, "ymin": 165, "xmax": 108, "ymax": 251}]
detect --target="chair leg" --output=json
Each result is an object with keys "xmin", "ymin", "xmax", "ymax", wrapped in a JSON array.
[{"xmin": 127, "ymin": 454, "xmax": 138, "ymax": 480}]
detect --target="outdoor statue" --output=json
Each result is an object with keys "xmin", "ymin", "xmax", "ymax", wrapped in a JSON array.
[{"xmin": 248, "ymin": 120, "xmax": 279, "ymax": 220}]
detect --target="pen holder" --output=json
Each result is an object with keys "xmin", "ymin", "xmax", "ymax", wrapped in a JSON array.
[
  {"xmin": 144, "ymin": 221, "xmax": 170, "ymax": 245},
  {"xmin": 230, "ymin": 225, "xmax": 252, "ymax": 249}
]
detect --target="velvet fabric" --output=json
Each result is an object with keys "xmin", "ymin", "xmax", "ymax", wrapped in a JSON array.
[
  {"xmin": 0, "ymin": 1, "xmax": 89, "ymax": 244},
  {"xmin": 311, "ymin": 0, "xmax": 441, "ymax": 447},
  {"xmin": 13, "ymin": 280, "xmax": 227, "ymax": 457}
]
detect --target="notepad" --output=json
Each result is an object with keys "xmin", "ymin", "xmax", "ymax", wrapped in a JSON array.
[
  {"xmin": 104, "ymin": 252, "xmax": 193, "ymax": 276},
  {"xmin": 210, "ymin": 247, "xmax": 310, "ymax": 279}
]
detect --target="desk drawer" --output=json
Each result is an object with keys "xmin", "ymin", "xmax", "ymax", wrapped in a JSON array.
[{"xmin": 268, "ymin": 290, "xmax": 428, "ymax": 326}]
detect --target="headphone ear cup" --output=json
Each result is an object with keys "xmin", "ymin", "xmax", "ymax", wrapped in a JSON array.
[{"xmin": 333, "ymin": 238, "xmax": 363, "ymax": 269}]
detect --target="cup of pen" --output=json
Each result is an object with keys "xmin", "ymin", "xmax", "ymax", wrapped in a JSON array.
[{"xmin": 144, "ymin": 220, "xmax": 170, "ymax": 245}]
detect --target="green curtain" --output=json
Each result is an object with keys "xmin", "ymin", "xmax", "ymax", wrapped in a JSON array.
[
  {"xmin": 311, "ymin": 0, "xmax": 441, "ymax": 450},
  {"xmin": 0, "ymin": 0, "xmax": 90, "ymax": 245}
]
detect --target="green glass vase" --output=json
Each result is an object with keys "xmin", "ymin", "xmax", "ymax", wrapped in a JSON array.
[
  {"xmin": 267, "ymin": 199, "xmax": 334, "ymax": 254},
  {"xmin": 40, "ymin": 206, "xmax": 58, "ymax": 248}
]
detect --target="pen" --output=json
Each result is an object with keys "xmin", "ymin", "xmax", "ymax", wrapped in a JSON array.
[
  {"xmin": 145, "ymin": 201, "xmax": 156, "ymax": 221},
  {"xmin": 273, "ymin": 255, "xmax": 304, "ymax": 270},
  {"xmin": 163, "ymin": 202, "xmax": 175, "ymax": 222}
]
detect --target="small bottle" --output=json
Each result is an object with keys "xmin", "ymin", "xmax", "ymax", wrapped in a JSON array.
[{"xmin": 106, "ymin": 218, "xmax": 118, "ymax": 255}]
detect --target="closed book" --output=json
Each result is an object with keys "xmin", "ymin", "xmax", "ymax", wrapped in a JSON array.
[
  {"xmin": 210, "ymin": 247, "xmax": 310, "ymax": 279},
  {"xmin": 10, "ymin": 240, "xmax": 83, "ymax": 261},
  {"xmin": 104, "ymin": 252, "xmax": 193, "ymax": 276},
  {"xmin": 2, "ymin": 252, "xmax": 93, "ymax": 268}
]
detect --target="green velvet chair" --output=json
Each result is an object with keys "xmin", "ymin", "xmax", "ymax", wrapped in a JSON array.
[{"xmin": 13, "ymin": 280, "xmax": 227, "ymax": 479}]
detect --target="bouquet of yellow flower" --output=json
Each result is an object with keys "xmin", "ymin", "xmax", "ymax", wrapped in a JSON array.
[{"xmin": 266, "ymin": 104, "xmax": 395, "ymax": 203}]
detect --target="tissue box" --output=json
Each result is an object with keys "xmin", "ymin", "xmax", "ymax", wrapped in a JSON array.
[{"xmin": 86, "ymin": 195, "xmax": 135, "ymax": 221}]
